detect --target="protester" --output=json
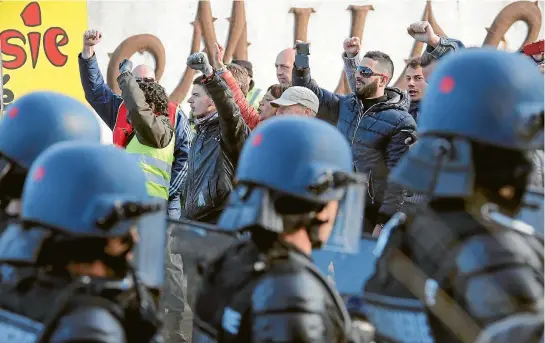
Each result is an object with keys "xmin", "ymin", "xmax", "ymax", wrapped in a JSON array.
[
  {"xmin": 78, "ymin": 29, "xmax": 191, "ymax": 217},
  {"xmin": 193, "ymin": 116, "xmax": 368, "ymax": 342},
  {"xmin": 258, "ymin": 84, "xmax": 290, "ymax": 121},
  {"xmin": 214, "ymin": 44, "xmax": 260, "ymax": 130},
  {"xmin": 275, "ymin": 48, "xmax": 296, "ymax": 85},
  {"xmin": 294, "ymin": 39, "xmax": 416, "ymax": 234},
  {"xmin": 366, "ymin": 48, "xmax": 544, "ymax": 343},
  {"xmin": 232, "ymin": 59, "xmax": 264, "ymax": 110},
  {"xmin": 270, "ymin": 86, "xmax": 319, "ymax": 116},
  {"xmin": 404, "ymin": 57, "xmax": 426, "ymax": 121},
  {"xmin": 183, "ymin": 52, "xmax": 249, "ymax": 224}
]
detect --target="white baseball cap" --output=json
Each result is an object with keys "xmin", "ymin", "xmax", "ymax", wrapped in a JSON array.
[{"xmin": 270, "ymin": 86, "xmax": 319, "ymax": 113}]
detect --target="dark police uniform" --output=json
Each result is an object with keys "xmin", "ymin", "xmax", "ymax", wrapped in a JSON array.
[
  {"xmin": 362, "ymin": 49, "xmax": 545, "ymax": 343},
  {"xmin": 191, "ymin": 116, "xmax": 367, "ymax": 343},
  {"xmin": 193, "ymin": 238, "xmax": 352, "ymax": 343}
]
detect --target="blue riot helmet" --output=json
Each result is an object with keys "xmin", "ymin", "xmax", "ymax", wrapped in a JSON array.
[
  {"xmin": 0, "ymin": 142, "xmax": 167, "ymax": 290},
  {"xmin": 0, "ymin": 91, "xmax": 102, "ymax": 202},
  {"xmin": 218, "ymin": 116, "xmax": 367, "ymax": 253},
  {"xmin": 391, "ymin": 48, "xmax": 544, "ymax": 232}
]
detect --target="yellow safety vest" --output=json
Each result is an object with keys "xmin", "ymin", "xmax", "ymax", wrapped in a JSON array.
[
  {"xmin": 126, "ymin": 135, "xmax": 175, "ymax": 200},
  {"xmin": 246, "ymin": 88, "xmax": 264, "ymax": 110}
]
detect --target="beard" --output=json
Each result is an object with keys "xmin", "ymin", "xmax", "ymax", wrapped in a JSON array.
[{"xmin": 356, "ymin": 79, "xmax": 378, "ymax": 99}]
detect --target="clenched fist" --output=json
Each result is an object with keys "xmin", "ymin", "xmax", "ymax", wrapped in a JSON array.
[
  {"xmin": 343, "ymin": 37, "xmax": 361, "ymax": 58},
  {"xmin": 83, "ymin": 29, "xmax": 102, "ymax": 47},
  {"xmin": 82, "ymin": 29, "xmax": 101, "ymax": 59},
  {"xmin": 187, "ymin": 52, "xmax": 214, "ymax": 77},
  {"xmin": 407, "ymin": 21, "xmax": 440, "ymax": 47}
]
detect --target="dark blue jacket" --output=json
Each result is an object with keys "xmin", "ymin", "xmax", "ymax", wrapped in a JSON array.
[
  {"xmin": 78, "ymin": 54, "xmax": 191, "ymax": 203},
  {"xmin": 293, "ymin": 67, "xmax": 416, "ymax": 222}
]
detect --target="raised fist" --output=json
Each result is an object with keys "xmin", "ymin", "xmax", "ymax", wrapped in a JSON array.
[
  {"xmin": 83, "ymin": 29, "xmax": 102, "ymax": 47},
  {"xmin": 407, "ymin": 21, "xmax": 440, "ymax": 47},
  {"xmin": 343, "ymin": 37, "xmax": 361, "ymax": 57},
  {"xmin": 187, "ymin": 52, "xmax": 214, "ymax": 76},
  {"xmin": 214, "ymin": 43, "xmax": 225, "ymax": 69}
]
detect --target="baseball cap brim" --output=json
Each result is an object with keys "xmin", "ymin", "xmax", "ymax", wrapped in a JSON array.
[{"xmin": 270, "ymin": 98, "xmax": 298, "ymax": 108}]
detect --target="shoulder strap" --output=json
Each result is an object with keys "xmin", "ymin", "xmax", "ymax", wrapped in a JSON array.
[
  {"xmin": 36, "ymin": 283, "xmax": 124, "ymax": 343},
  {"xmin": 290, "ymin": 251, "xmax": 353, "ymax": 340}
]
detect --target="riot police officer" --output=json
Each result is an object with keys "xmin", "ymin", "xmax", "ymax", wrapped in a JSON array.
[
  {"xmin": 362, "ymin": 48, "xmax": 544, "ymax": 343},
  {"xmin": 192, "ymin": 116, "xmax": 367, "ymax": 342},
  {"xmin": 0, "ymin": 142, "xmax": 166, "ymax": 342},
  {"xmin": 0, "ymin": 91, "xmax": 102, "ymax": 233}
]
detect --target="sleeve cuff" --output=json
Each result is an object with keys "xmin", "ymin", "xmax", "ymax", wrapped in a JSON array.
[{"xmin": 342, "ymin": 52, "xmax": 359, "ymax": 68}]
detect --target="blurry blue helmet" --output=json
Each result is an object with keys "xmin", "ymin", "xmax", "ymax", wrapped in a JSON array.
[
  {"xmin": 21, "ymin": 142, "xmax": 163, "ymax": 236},
  {"xmin": 0, "ymin": 91, "xmax": 102, "ymax": 200},
  {"xmin": 219, "ymin": 116, "xmax": 367, "ymax": 254},
  {"xmin": 391, "ymin": 48, "xmax": 544, "ymax": 197}
]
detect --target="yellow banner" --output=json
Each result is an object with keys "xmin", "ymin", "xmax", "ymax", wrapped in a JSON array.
[{"xmin": 0, "ymin": 0, "xmax": 88, "ymax": 109}]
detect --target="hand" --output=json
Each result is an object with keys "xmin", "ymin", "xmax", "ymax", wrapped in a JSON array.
[
  {"xmin": 343, "ymin": 37, "xmax": 361, "ymax": 58},
  {"xmin": 407, "ymin": 21, "xmax": 440, "ymax": 47},
  {"xmin": 119, "ymin": 58, "xmax": 133, "ymax": 74},
  {"xmin": 82, "ymin": 29, "xmax": 101, "ymax": 59},
  {"xmin": 187, "ymin": 52, "xmax": 214, "ymax": 77},
  {"xmin": 372, "ymin": 224, "xmax": 383, "ymax": 237},
  {"xmin": 83, "ymin": 29, "xmax": 102, "ymax": 47},
  {"xmin": 214, "ymin": 43, "xmax": 225, "ymax": 69}
]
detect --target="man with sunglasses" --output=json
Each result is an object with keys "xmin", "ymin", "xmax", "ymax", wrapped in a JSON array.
[{"xmin": 293, "ymin": 40, "xmax": 416, "ymax": 235}]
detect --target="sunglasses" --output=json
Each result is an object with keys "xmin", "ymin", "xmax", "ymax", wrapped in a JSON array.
[
  {"xmin": 356, "ymin": 66, "xmax": 386, "ymax": 78},
  {"xmin": 135, "ymin": 77, "xmax": 156, "ymax": 83}
]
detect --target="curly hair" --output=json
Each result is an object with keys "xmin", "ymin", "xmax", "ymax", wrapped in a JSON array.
[
  {"xmin": 226, "ymin": 63, "xmax": 250, "ymax": 97},
  {"xmin": 138, "ymin": 80, "xmax": 169, "ymax": 117}
]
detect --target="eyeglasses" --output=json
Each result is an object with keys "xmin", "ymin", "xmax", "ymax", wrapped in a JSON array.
[
  {"xmin": 135, "ymin": 77, "xmax": 156, "ymax": 83},
  {"xmin": 356, "ymin": 66, "xmax": 386, "ymax": 78}
]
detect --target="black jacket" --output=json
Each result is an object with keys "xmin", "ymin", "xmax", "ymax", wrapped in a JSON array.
[
  {"xmin": 293, "ymin": 66, "xmax": 416, "ymax": 222},
  {"xmin": 182, "ymin": 74, "xmax": 249, "ymax": 223}
]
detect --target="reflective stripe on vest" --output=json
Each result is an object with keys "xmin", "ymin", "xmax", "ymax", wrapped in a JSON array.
[
  {"xmin": 126, "ymin": 134, "xmax": 175, "ymax": 200},
  {"xmin": 247, "ymin": 88, "xmax": 263, "ymax": 108}
]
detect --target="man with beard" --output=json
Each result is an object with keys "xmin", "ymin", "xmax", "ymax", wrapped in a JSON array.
[{"xmin": 293, "ymin": 40, "xmax": 416, "ymax": 235}]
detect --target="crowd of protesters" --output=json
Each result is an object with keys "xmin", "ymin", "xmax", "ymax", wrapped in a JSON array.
[{"xmin": 72, "ymin": 20, "xmax": 545, "ymax": 343}]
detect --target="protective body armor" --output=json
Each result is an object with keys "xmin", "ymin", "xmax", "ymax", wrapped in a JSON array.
[
  {"xmin": 193, "ymin": 239, "xmax": 354, "ymax": 343},
  {"xmin": 0, "ymin": 272, "xmax": 161, "ymax": 343},
  {"xmin": 364, "ymin": 205, "xmax": 544, "ymax": 343}
]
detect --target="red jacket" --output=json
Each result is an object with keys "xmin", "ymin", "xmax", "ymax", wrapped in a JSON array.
[
  {"xmin": 113, "ymin": 102, "xmax": 177, "ymax": 147},
  {"xmin": 220, "ymin": 70, "xmax": 260, "ymax": 130}
]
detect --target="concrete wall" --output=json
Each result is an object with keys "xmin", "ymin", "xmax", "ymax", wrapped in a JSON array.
[{"xmin": 86, "ymin": 0, "xmax": 544, "ymax": 118}]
